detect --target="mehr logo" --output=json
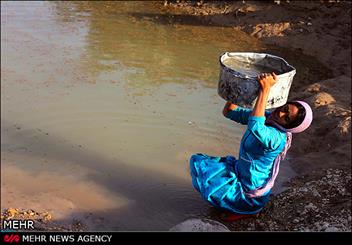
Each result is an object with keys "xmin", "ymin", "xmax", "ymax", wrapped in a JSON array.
[{"xmin": 3, "ymin": 234, "xmax": 20, "ymax": 244}]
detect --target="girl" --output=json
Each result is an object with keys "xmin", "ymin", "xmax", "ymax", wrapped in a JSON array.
[{"xmin": 190, "ymin": 72, "xmax": 313, "ymax": 219}]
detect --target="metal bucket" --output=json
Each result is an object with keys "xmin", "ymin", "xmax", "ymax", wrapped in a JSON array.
[{"xmin": 218, "ymin": 52, "xmax": 296, "ymax": 109}]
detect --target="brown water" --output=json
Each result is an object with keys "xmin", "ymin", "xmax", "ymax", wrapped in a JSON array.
[
  {"xmin": 222, "ymin": 58, "xmax": 281, "ymax": 77},
  {"xmin": 1, "ymin": 1, "xmax": 296, "ymax": 231}
]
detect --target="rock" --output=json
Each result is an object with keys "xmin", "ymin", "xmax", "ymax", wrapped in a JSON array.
[
  {"xmin": 169, "ymin": 219, "xmax": 230, "ymax": 232},
  {"xmin": 321, "ymin": 222, "xmax": 330, "ymax": 231},
  {"xmin": 325, "ymin": 226, "xmax": 340, "ymax": 232},
  {"xmin": 242, "ymin": 5, "xmax": 256, "ymax": 13},
  {"xmin": 6, "ymin": 208, "xmax": 18, "ymax": 218},
  {"xmin": 43, "ymin": 213, "xmax": 52, "ymax": 221},
  {"xmin": 312, "ymin": 190, "xmax": 321, "ymax": 197},
  {"xmin": 305, "ymin": 203, "xmax": 317, "ymax": 210}
]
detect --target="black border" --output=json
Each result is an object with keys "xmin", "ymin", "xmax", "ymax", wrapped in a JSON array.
[{"xmin": 0, "ymin": 231, "xmax": 351, "ymax": 244}]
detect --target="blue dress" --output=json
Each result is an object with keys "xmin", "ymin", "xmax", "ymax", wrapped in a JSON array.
[{"xmin": 190, "ymin": 107, "xmax": 287, "ymax": 214}]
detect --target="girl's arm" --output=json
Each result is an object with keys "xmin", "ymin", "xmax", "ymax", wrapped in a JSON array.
[
  {"xmin": 223, "ymin": 101, "xmax": 252, "ymax": 125},
  {"xmin": 248, "ymin": 72, "xmax": 283, "ymax": 150},
  {"xmin": 251, "ymin": 72, "xmax": 277, "ymax": 117}
]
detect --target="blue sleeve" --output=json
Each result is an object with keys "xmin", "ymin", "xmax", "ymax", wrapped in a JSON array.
[
  {"xmin": 247, "ymin": 115, "xmax": 284, "ymax": 150},
  {"xmin": 225, "ymin": 107, "xmax": 252, "ymax": 125}
]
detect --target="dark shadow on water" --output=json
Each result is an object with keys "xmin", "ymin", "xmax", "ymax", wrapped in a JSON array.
[
  {"xmin": 127, "ymin": 7, "xmax": 314, "ymax": 29},
  {"xmin": 128, "ymin": 10, "xmax": 288, "ymax": 28},
  {"xmin": 129, "ymin": 12, "xmax": 223, "ymax": 27}
]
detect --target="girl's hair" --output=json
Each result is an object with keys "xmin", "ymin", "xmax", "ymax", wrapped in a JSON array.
[{"xmin": 285, "ymin": 102, "xmax": 306, "ymax": 129}]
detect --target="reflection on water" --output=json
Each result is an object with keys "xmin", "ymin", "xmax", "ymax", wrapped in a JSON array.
[
  {"xmin": 48, "ymin": 1, "xmax": 264, "ymax": 88},
  {"xmin": 1, "ymin": 1, "xmax": 299, "ymax": 231}
]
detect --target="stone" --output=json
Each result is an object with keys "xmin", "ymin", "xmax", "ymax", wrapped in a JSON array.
[
  {"xmin": 312, "ymin": 190, "xmax": 321, "ymax": 197},
  {"xmin": 43, "ymin": 213, "xmax": 52, "ymax": 221},
  {"xmin": 325, "ymin": 226, "xmax": 339, "ymax": 232},
  {"xmin": 6, "ymin": 208, "xmax": 18, "ymax": 218},
  {"xmin": 305, "ymin": 203, "xmax": 317, "ymax": 210},
  {"xmin": 169, "ymin": 219, "xmax": 230, "ymax": 232},
  {"xmin": 321, "ymin": 222, "xmax": 330, "ymax": 230}
]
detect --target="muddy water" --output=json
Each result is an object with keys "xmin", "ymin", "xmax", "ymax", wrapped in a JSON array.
[
  {"xmin": 1, "ymin": 1, "xmax": 295, "ymax": 231},
  {"xmin": 222, "ymin": 59, "xmax": 282, "ymax": 77}
]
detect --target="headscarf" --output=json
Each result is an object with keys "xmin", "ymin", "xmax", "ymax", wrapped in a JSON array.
[
  {"xmin": 245, "ymin": 101, "xmax": 313, "ymax": 198},
  {"xmin": 265, "ymin": 100, "xmax": 313, "ymax": 134}
]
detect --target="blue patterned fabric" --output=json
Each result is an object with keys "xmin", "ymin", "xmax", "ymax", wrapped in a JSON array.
[{"xmin": 190, "ymin": 107, "xmax": 287, "ymax": 214}]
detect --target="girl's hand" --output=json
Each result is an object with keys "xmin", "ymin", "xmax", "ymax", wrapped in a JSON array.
[
  {"xmin": 223, "ymin": 101, "xmax": 237, "ymax": 117},
  {"xmin": 252, "ymin": 72, "xmax": 277, "ymax": 117},
  {"xmin": 257, "ymin": 72, "xmax": 277, "ymax": 91}
]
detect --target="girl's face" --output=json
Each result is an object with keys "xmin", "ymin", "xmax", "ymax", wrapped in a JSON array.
[{"xmin": 272, "ymin": 103, "xmax": 299, "ymax": 128}]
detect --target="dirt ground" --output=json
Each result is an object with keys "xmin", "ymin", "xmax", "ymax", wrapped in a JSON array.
[{"xmin": 1, "ymin": 1, "xmax": 351, "ymax": 231}]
